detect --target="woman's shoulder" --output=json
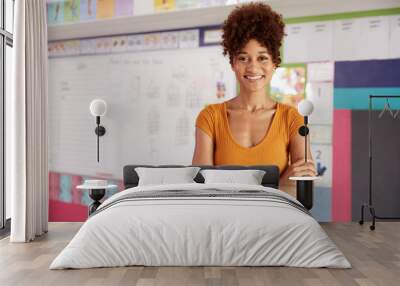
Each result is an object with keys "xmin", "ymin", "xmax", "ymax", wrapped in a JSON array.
[
  {"xmin": 195, "ymin": 102, "xmax": 225, "ymax": 135},
  {"xmin": 201, "ymin": 102, "xmax": 225, "ymax": 112},
  {"xmin": 277, "ymin": 102, "xmax": 301, "ymax": 118},
  {"xmin": 198, "ymin": 102, "xmax": 225, "ymax": 117}
]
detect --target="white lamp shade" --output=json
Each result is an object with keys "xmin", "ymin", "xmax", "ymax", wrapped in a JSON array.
[
  {"xmin": 297, "ymin": 99, "xmax": 314, "ymax": 116},
  {"xmin": 89, "ymin": 99, "xmax": 107, "ymax": 116}
]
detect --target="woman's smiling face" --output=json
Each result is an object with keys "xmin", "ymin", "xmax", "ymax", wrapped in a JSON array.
[{"xmin": 232, "ymin": 39, "xmax": 276, "ymax": 94}]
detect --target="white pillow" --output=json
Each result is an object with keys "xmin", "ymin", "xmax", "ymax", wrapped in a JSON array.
[
  {"xmin": 200, "ymin": 169, "xmax": 266, "ymax": 185},
  {"xmin": 135, "ymin": 167, "xmax": 201, "ymax": 186}
]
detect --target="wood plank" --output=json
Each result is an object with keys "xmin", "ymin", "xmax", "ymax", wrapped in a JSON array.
[{"xmin": 0, "ymin": 222, "xmax": 400, "ymax": 286}]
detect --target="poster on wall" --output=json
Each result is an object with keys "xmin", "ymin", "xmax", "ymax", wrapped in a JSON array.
[
  {"xmin": 80, "ymin": 39, "xmax": 97, "ymax": 54},
  {"xmin": 389, "ymin": 15, "xmax": 400, "ymax": 58},
  {"xmin": 80, "ymin": 0, "xmax": 97, "ymax": 21},
  {"xmin": 203, "ymin": 29, "xmax": 223, "ymax": 45},
  {"xmin": 307, "ymin": 21, "xmax": 333, "ymax": 62},
  {"xmin": 160, "ymin": 32, "xmax": 179, "ymax": 49},
  {"xmin": 127, "ymin": 35, "xmax": 145, "ymax": 52},
  {"xmin": 115, "ymin": 0, "xmax": 133, "ymax": 17},
  {"xmin": 333, "ymin": 19, "xmax": 361, "ymax": 61},
  {"xmin": 47, "ymin": 0, "xmax": 65, "ymax": 25},
  {"xmin": 176, "ymin": 0, "xmax": 198, "ymax": 10},
  {"xmin": 283, "ymin": 23, "xmax": 310, "ymax": 63},
  {"xmin": 64, "ymin": 0, "xmax": 81, "ymax": 22},
  {"xmin": 155, "ymin": 0, "xmax": 176, "ymax": 12},
  {"xmin": 270, "ymin": 65, "xmax": 306, "ymax": 107},
  {"xmin": 143, "ymin": 33, "xmax": 162, "ymax": 50},
  {"xmin": 111, "ymin": 36, "xmax": 128, "ymax": 53},
  {"xmin": 311, "ymin": 144, "xmax": 332, "ymax": 188},
  {"xmin": 95, "ymin": 37, "xmax": 113, "ymax": 53},
  {"xmin": 97, "ymin": 0, "xmax": 115, "ymax": 19},
  {"xmin": 357, "ymin": 16, "xmax": 390, "ymax": 60},
  {"xmin": 179, "ymin": 29, "xmax": 199, "ymax": 49},
  {"xmin": 307, "ymin": 82, "xmax": 333, "ymax": 125},
  {"xmin": 307, "ymin": 62, "xmax": 334, "ymax": 82}
]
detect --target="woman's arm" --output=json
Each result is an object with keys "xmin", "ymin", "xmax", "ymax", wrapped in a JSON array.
[
  {"xmin": 279, "ymin": 133, "xmax": 317, "ymax": 189},
  {"xmin": 192, "ymin": 128, "xmax": 214, "ymax": 165}
]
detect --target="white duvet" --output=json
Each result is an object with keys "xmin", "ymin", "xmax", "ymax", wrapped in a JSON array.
[{"xmin": 50, "ymin": 183, "xmax": 351, "ymax": 269}]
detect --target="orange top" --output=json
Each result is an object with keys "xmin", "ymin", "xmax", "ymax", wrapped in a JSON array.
[{"xmin": 195, "ymin": 102, "xmax": 304, "ymax": 174}]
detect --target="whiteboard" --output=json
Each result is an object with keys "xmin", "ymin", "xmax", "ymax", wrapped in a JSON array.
[{"xmin": 48, "ymin": 46, "xmax": 236, "ymax": 179}]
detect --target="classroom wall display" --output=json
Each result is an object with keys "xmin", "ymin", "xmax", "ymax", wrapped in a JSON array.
[
  {"xmin": 283, "ymin": 14, "xmax": 400, "ymax": 63},
  {"xmin": 154, "ymin": 0, "xmax": 175, "ymax": 12},
  {"xmin": 48, "ymin": 29, "xmax": 200, "ymax": 56},
  {"xmin": 48, "ymin": 26, "xmax": 236, "ymax": 221},
  {"xmin": 47, "ymin": 0, "xmax": 134, "ymax": 25},
  {"xmin": 48, "ymin": 46, "xmax": 235, "ymax": 180},
  {"xmin": 46, "ymin": 0, "xmax": 235, "ymax": 25},
  {"xmin": 282, "ymin": 9, "xmax": 400, "ymax": 222},
  {"xmin": 305, "ymin": 62, "xmax": 334, "ymax": 221},
  {"xmin": 80, "ymin": 0, "xmax": 97, "ymax": 21},
  {"xmin": 64, "ymin": 0, "xmax": 80, "ymax": 22},
  {"xmin": 48, "ymin": 8, "xmax": 400, "ymax": 222},
  {"xmin": 47, "ymin": 0, "xmax": 65, "ymax": 25}
]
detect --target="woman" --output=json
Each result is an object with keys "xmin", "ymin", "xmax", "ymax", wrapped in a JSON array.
[{"xmin": 192, "ymin": 3, "xmax": 316, "ymax": 193}]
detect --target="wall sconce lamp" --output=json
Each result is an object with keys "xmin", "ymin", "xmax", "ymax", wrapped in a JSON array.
[
  {"xmin": 297, "ymin": 99, "xmax": 314, "ymax": 163},
  {"xmin": 89, "ymin": 99, "xmax": 107, "ymax": 162},
  {"xmin": 289, "ymin": 99, "xmax": 319, "ymax": 210}
]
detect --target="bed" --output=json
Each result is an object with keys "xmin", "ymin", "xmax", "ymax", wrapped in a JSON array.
[{"xmin": 50, "ymin": 165, "xmax": 351, "ymax": 269}]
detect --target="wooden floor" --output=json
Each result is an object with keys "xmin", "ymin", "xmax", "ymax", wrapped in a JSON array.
[{"xmin": 1, "ymin": 222, "xmax": 399, "ymax": 286}]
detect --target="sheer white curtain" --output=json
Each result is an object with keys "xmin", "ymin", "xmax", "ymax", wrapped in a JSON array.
[{"xmin": 9, "ymin": 0, "xmax": 48, "ymax": 242}]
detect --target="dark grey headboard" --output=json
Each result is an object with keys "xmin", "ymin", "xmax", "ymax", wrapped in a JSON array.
[{"xmin": 123, "ymin": 165, "xmax": 280, "ymax": 189}]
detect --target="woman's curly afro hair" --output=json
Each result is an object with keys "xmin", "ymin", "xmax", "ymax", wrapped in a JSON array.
[{"xmin": 221, "ymin": 2, "xmax": 285, "ymax": 67}]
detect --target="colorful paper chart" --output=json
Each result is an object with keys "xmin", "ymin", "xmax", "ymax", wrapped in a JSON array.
[
  {"xmin": 80, "ymin": 0, "xmax": 97, "ymax": 21},
  {"xmin": 48, "ymin": 40, "xmax": 80, "ymax": 57},
  {"xmin": 178, "ymin": 29, "xmax": 199, "ymax": 49},
  {"xmin": 47, "ymin": 1, "xmax": 64, "ymax": 25},
  {"xmin": 97, "ymin": 0, "xmax": 115, "ymax": 19},
  {"xmin": 48, "ymin": 42, "xmax": 62, "ymax": 57},
  {"xmin": 203, "ymin": 29, "xmax": 222, "ymax": 45},
  {"xmin": 127, "ymin": 35, "xmax": 145, "ymax": 52},
  {"xmin": 64, "ymin": 0, "xmax": 81, "ymax": 22},
  {"xmin": 80, "ymin": 39, "xmax": 97, "ymax": 55},
  {"xmin": 143, "ymin": 33, "xmax": 161, "ymax": 50},
  {"xmin": 111, "ymin": 36, "xmax": 128, "ymax": 53},
  {"xmin": 176, "ymin": 0, "xmax": 198, "ymax": 10},
  {"xmin": 160, "ymin": 32, "xmax": 179, "ymax": 49},
  {"xmin": 154, "ymin": 0, "xmax": 176, "ymax": 12},
  {"xmin": 95, "ymin": 37, "xmax": 113, "ymax": 53},
  {"xmin": 115, "ymin": 0, "xmax": 133, "ymax": 17},
  {"xmin": 64, "ymin": 40, "xmax": 81, "ymax": 56}
]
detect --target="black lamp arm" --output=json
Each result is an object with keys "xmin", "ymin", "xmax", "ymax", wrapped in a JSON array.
[
  {"xmin": 305, "ymin": 116, "xmax": 308, "ymax": 163},
  {"xmin": 298, "ymin": 115, "xmax": 309, "ymax": 163},
  {"xmin": 94, "ymin": 116, "xmax": 106, "ymax": 162}
]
